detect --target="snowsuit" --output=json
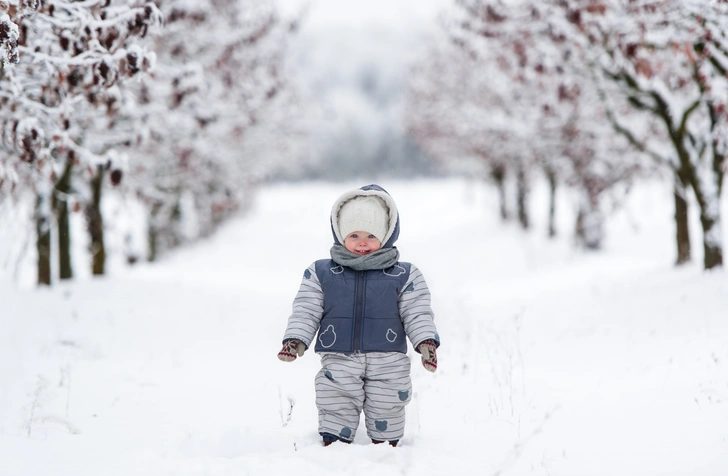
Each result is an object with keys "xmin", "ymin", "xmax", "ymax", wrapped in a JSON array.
[{"xmin": 281, "ymin": 185, "xmax": 440, "ymax": 443}]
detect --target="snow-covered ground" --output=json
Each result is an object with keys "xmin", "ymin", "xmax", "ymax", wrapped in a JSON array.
[{"xmin": 1, "ymin": 178, "xmax": 727, "ymax": 476}]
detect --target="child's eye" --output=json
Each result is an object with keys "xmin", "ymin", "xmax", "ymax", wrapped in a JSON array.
[
  {"xmin": 349, "ymin": 234, "xmax": 358, "ymax": 239},
  {"xmin": 368, "ymin": 234, "xmax": 376, "ymax": 239}
]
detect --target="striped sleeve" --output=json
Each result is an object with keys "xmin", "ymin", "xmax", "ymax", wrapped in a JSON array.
[
  {"xmin": 399, "ymin": 264, "xmax": 440, "ymax": 351},
  {"xmin": 281, "ymin": 262, "xmax": 324, "ymax": 349}
]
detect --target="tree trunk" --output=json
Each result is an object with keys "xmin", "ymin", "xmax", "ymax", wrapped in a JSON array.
[
  {"xmin": 546, "ymin": 166, "xmax": 557, "ymax": 238},
  {"xmin": 698, "ymin": 206, "xmax": 723, "ymax": 269},
  {"xmin": 516, "ymin": 162, "xmax": 529, "ymax": 230},
  {"xmin": 661, "ymin": 100, "xmax": 723, "ymax": 269},
  {"xmin": 86, "ymin": 165, "xmax": 106, "ymax": 275},
  {"xmin": 490, "ymin": 163, "xmax": 508, "ymax": 221},
  {"xmin": 685, "ymin": 160, "xmax": 723, "ymax": 269},
  {"xmin": 673, "ymin": 170, "xmax": 691, "ymax": 265},
  {"xmin": 35, "ymin": 192, "xmax": 52, "ymax": 286},
  {"xmin": 699, "ymin": 211, "xmax": 723, "ymax": 269},
  {"xmin": 575, "ymin": 195, "xmax": 604, "ymax": 250},
  {"xmin": 147, "ymin": 225, "xmax": 158, "ymax": 263},
  {"xmin": 54, "ymin": 161, "xmax": 74, "ymax": 280},
  {"xmin": 147, "ymin": 203, "xmax": 162, "ymax": 262}
]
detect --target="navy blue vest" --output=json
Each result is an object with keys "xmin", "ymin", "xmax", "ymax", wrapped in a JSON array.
[{"xmin": 313, "ymin": 259, "xmax": 411, "ymax": 354}]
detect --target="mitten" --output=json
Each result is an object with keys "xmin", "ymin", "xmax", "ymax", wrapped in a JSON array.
[
  {"xmin": 418, "ymin": 340, "xmax": 438, "ymax": 373},
  {"xmin": 277, "ymin": 339, "xmax": 306, "ymax": 362}
]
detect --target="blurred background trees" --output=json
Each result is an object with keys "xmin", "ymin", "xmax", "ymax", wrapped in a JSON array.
[
  {"xmin": 407, "ymin": 0, "xmax": 726, "ymax": 267},
  {"xmin": 123, "ymin": 0, "xmax": 300, "ymax": 262},
  {"xmin": 1, "ymin": 0, "xmax": 726, "ymax": 286},
  {"xmin": 407, "ymin": 0, "xmax": 647, "ymax": 250}
]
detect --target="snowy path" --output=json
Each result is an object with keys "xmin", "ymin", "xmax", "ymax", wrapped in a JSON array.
[{"xmin": 2, "ymin": 179, "xmax": 727, "ymax": 476}]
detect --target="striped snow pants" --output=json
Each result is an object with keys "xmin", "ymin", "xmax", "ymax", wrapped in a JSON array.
[{"xmin": 316, "ymin": 351, "xmax": 412, "ymax": 442}]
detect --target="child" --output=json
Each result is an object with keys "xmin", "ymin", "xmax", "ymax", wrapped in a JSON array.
[{"xmin": 277, "ymin": 184, "xmax": 440, "ymax": 447}]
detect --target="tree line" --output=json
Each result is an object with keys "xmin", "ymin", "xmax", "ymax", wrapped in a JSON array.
[
  {"xmin": 0, "ymin": 0, "xmax": 299, "ymax": 285},
  {"xmin": 406, "ymin": 0, "xmax": 727, "ymax": 269},
  {"xmin": 3, "ymin": 0, "xmax": 726, "ymax": 286}
]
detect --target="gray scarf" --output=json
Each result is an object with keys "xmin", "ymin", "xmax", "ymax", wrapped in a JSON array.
[{"xmin": 330, "ymin": 244, "xmax": 400, "ymax": 271}]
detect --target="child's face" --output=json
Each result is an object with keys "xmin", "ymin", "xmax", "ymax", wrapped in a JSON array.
[{"xmin": 344, "ymin": 231, "xmax": 382, "ymax": 255}]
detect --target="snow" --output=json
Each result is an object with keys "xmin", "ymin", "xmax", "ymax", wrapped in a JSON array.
[{"xmin": 1, "ymin": 177, "xmax": 728, "ymax": 476}]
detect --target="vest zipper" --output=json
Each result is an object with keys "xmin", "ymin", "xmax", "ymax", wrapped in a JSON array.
[{"xmin": 353, "ymin": 270, "xmax": 365, "ymax": 352}]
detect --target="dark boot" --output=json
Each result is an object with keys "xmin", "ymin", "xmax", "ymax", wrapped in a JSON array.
[
  {"xmin": 372, "ymin": 439, "xmax": 398, "ymax": 447},
  {"xmin": 322, "ymin": 432, "xmax": 352, "ymax": 447}
]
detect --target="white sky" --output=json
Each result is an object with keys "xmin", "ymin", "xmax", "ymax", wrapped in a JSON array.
[
  {"xmin": 275, "ymin": 0, "xmax": 454, "ymax": 172},
  {"xmin": 280, "ymin": 0, "xmax": 451, "ymax": 71},
  {"xmin": 279, "ymin": 0, "xmax": 450, "ymax": 29}
]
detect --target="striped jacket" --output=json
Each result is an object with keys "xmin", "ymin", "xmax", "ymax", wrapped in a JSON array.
[{"xmin": 282, "ymin": 260, "xmax": 440, "ymax": 354}]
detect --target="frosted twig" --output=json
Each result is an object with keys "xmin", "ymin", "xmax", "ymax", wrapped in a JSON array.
[
  {"xmin": 278, "ymin": 386, "xmax": 294, "ymax": 427},
  {"xmin": 514, "ymin": 309, "xmax": 526, "ymax": 395},
  {"xmin": 63, "ymin": 364, "xmax": 71, "ymax": 418},
  {"xmin": 491, "ymin": 407, "xmax": 559, "ymax": 476},
  {"xmin": 39, "ymin": 416, "xmax": 80, "ymax": 435},
  {"xmin": 27, "ymin": 375, "xmax": 49, "ymax": 437}
]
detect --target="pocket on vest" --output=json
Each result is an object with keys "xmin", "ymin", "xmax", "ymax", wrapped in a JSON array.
[
  {"xmin": 315, "ymin": 318, "xmax": 352, "ymax": 352},
  {"xmin": 361, "ymin": 318, "xmax": 406, "ymax": 352}
]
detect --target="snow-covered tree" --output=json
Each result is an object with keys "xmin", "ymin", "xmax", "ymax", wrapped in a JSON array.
[
  {"xmin": 559, "ymin": 0, "xmax": 728, "ymax": 268},
  {"xmin": 407, "ymin": 0, "xmax": 646, "ymax": 248},
  {"xmin": 406, "ymin": 5, "xmax": 528, "ymax": 225},
  {"xmin": 0, "ymin": 0, "xmax": 161, "ymax": 284},
  {"xmin": 125, "ymin": 0, "xmax": 298, "ymax": 261}
]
